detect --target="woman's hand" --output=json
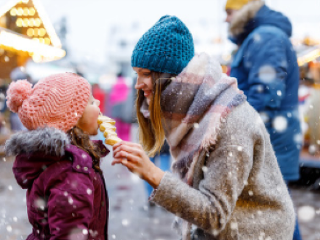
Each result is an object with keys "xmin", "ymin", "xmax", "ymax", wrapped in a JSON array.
[{"xmin": 111, "ymin": 141, "xmax": 165, "ymax": 189}]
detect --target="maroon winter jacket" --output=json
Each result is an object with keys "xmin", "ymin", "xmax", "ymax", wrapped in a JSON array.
[{"xmin": 5, "ymin": 128, "xmax": 109, "ymax": 240}]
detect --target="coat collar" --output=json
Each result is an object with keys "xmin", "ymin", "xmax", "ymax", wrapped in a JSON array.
[{"xmin": 6, "ymin": 127, "xmax": 70, "ymax": 157}]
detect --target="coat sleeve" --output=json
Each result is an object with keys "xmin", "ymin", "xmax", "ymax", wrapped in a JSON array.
[
  {"xmin": 47, "ymin": 171, "xmax": 94, "ymax": 240},
  {"xmin": 244, "ymin": 34, "xmax": 288, "ymax": 111},
  {"xmin": 150, "ymin": 120, "xmax": 254, "ymax": 235}
]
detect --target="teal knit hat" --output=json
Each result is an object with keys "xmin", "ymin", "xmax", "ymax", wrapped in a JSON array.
[{"xmin": 131, "ymin": 15, "xmax": 194, "ymax": 75}]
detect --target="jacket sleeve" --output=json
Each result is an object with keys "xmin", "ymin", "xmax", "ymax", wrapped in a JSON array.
[
  {"xmin": 244, "ymin": 34, "xmax": 288, "ymax": 111},
  {"xmin": 47, "ymin": 171, "xmax": 94, "ymax": 240},
  {"xmin": 150, "ymin": 117, "xmax": 254, "ymax": 235}
]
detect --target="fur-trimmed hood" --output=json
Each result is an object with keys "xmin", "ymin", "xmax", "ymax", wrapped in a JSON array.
[
  {"xmin": 5, "ymin": 127, "xmax": 70, "ymax": 157},
  {"xmin": 6, "ymin": 128, "xmax": 109, "ymax": 189},
  {"xmin": 229, "ymin": 0, "xmax": 292, "ymax": 44}
]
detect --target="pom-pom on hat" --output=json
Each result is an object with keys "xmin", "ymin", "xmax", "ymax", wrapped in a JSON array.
[
  {"xmin": 131, "ymin": 15, "xmax": 194, "ymax": 75},
  {"xmin": 6, "ymin": 73, "xmax": 91, "ymax": 132}
]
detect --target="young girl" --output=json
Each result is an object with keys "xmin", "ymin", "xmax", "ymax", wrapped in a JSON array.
[
  {"xmin": 112, "ymin": 15, "xmax": 296, "ymax": 239},
  {"xmin": 5, "ymin": 73, "xmax": 109, "ymax": 240}
]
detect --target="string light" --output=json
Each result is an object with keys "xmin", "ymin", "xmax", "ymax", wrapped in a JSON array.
[
  {"xmin": 0, "ymin": 30, "xmax": 66, "ymax": 62},
  {"xmin": 27, "ymin": 28, "xmax": 34, "ymax": 37},
  {"xmin": 23, "ymin": 18, "xmax": 29, "ymax": 27},
  {"xmin": 28, "ymin": 18, "xmax": 34, "ymax": 27},
  {"xmin": 33, "ymin": 28, "xmax": 38, "ymax": 37},
  {"xmin": 9, "ymin": 8, "xmax": 16, "ymax": 16},
  {"xmin": 39, "ymin": 28, "xmax": 46, "ymax": 37},
  {"xmin": 23, "ymin": 7, "xmax": 29, "ymax": 16},
  {"xmin": 16, "ymin": 18, "xmax": 23, "ymax": 27},
  {"xmin": 34, "ymin": 18, "xmax": 41, "ymax": 27},
  {"xmin": 29, "ymin": 7, "xmax": 35, "ymax": 16},
  {"xmin": 44, "ymin": 37, "xmax": 50, "ymax": 45},
  {"xmin": 17, "ymin": 7, "xmax": 23, "ymax": 16}
]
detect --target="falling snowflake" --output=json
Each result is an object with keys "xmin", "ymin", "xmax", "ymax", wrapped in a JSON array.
[
  {"xmin": 82, "ymin": 229, "xmax": 88, "ymax": 235},
  {"xmin": 131, "ymin": 173, "xmax": 140, "ymax": 183},
  {"xmin": 8, "ymin": 185, "xmax": 12, "ymax": 191},
  {"xmin": 68, "ymin": 197, "xmax": 74, "ymax": 205},
  {"xmin": 112, "ymin": 235, "xmax": 116, "ymax": 239},
  {"xmin": 272, "ymin": 116, "xmax": 287, "ymax": 132},
  {"xmin": 230, "ymin": 221, "xmax": 238, "ymax": 230},
  {"xmin": 259, "ymin": 112, "xmax": 269, "ymax": 124},
  {"xmin": 298, "ymin": 206, "xmax": 315, "ymax": 222},
  {"xmin": 253, "ymin": 34, "xmax": 261, "ymax": 42},
  {"xmin": 35, "ymin": 198, "xmax": 46, "ymax": 210},
  {"xmin": 237, "ymin": 146, "xmax": 243, "ymax": 151},
  {"xmin": 309, "ymin": 145, "xmax": 317, "ymax": 155},
  {"xmin": 194, "ymin": 123, "xmax": 199, "ymax": 129},
  {"xmin": 293, "ymin": 134, "xmax": 303, "ymax": 144},
  {"xmin": 6, "ymin": 225, "xmax": 12, "ymax": 232},
  {"xmin": 202, "ymin": 166, "xmax": 208, "ymax": 173},
  {"xmin": 256, "ymin": 85, "xmax": 264, "ymax": 93},
  {"xmin": 122, "ymin": 219, "xmax": 129, "ymax": 226},
  {"xmin": 276, "ymin": 90, "xmax": 282, "ymax": 96},
  {"xmin": 258, "ymin": 65, "xmax": 276, "ymax": 83},
  {"xmin": 86, "ymin": 189, "xmax": 92, "ymax": 195},
  {"xmin": 248, "ymin": 190, "xmax": 253, "ymax": 196}
]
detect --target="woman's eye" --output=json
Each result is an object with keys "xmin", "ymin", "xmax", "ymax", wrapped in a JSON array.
[{"xmin": 143, "ymin": 73, "xmax": 151, "ymax": 76}]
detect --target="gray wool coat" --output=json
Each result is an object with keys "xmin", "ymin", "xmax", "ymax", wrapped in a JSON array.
[{"xmin": 150, "ymin": 102, "xmax": 295, "ymax": 240}]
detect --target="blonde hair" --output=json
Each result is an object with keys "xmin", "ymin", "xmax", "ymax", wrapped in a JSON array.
[{"xmin": 136, "ymin": 72, "xmax": 175, "ymax": 157}]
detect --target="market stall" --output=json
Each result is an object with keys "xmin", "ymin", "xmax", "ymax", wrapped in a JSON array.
[{"xmin": 0, "ymin": 0, "xmax": 65, "ymax": 80}]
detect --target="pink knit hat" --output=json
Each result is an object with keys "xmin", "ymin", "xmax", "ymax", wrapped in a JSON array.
[{"xmin": 6, "ymin": 73, "xmax": 91, "ymax": 132}]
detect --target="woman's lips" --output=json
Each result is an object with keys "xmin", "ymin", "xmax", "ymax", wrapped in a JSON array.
[{"xmin": 144, "ymin": 90, "xmax": 152, "ymax": 97}]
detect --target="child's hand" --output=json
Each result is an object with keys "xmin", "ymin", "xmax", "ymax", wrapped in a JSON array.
[{"xmin": 112, "ymin": 141, "xmax": 164, "ymax": 188}]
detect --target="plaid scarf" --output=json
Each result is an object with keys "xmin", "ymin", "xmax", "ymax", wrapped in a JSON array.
[{"xmin": 160, "ymin": 53, "xmax": 246, "ymax": 186}]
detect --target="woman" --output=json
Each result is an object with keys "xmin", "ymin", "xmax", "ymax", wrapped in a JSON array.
[{"xmin": 112, "ymin": 15, "xmax": 295, "ymax": 240}]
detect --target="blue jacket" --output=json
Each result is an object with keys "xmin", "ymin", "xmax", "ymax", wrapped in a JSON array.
[{"xmin": 230, "ymin": 5, "xmax": 301, "ymax": 181}]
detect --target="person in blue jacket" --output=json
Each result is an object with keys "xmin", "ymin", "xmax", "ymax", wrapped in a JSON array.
[{"xmin": 225, "ymin": 0, "xmax": 302, "ymax": 239}]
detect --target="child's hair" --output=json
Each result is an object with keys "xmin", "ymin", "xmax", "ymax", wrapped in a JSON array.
[{"xmin": 67, "ymin": 126, "xmax": 104, "ymax": 173}]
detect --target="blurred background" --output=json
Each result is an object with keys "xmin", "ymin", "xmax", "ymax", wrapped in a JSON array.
[{"xmin": 0, "ymin": 0, "xmax": 320, "ymax": 239}]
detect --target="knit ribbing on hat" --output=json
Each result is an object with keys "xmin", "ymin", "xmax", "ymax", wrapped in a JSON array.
[
  {"xmin": 131, "ymin": 15, "xmax": 195, "ymax": 75},
  {"xmin": 225, "ymin": 0, "xmax": 257, "ymax": 10},
  {"xmin": 11, "ymin": 73, "xmax": 91, "ymax": 132}
]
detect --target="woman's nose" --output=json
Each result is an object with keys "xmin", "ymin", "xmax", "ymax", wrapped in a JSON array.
[{"xmin": 135, "ymin": 78, "xmax": 145, "ymax": 89}]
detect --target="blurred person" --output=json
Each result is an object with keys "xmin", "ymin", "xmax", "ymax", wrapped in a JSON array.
[
  {"xmin": 112, "ymin": 15, "xmax": 295, "ymax": 240},
  {"xmin": 109, "ymin": 73, "xmax": 131, "ymax": 141},
  {"xmin": 225, "ymin": 1, "xmax": 302, "ymax": 239},
  {"xmin": 92, "ymin": 83, "xmax": 106, "ymax": 114},
  {"xmin": 5, "ymin": 73, "xmax": 110, "ymax": 240}
]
